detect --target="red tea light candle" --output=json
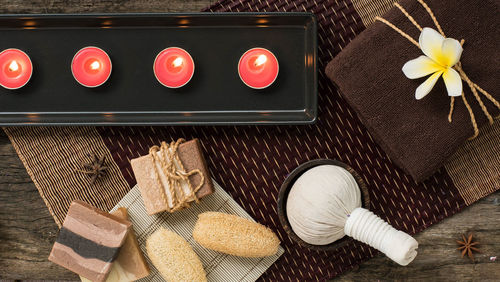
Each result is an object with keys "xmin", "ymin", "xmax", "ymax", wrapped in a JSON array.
[
  {"xmin": 0, "ymin": 48, "xmax": 33, "ymax": 90},
  {"xmin": 238, "ymin": 47, "xmax": 279, "ymax": 89},
  {"xmin": 154, "ymin": 47, "xmax": 195, "ymax": 88},
  {"xmin": 71, "ymin": 46, "xmax": 112, "ymax": 88}
]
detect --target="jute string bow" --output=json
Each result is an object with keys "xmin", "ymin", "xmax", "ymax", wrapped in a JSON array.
[
  {"xmin": 149, "ymin": 139, "xmax": 205, "ymax": 212},
  {"xmin": 375, "ymin": 0, "xmax": 499, "ymax": 139}
]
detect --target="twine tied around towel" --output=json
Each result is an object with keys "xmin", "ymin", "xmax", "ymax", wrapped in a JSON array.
[
  {"xmin": 375, "ymin": 0, "xmax": 499, "ymax": 139},
  {"xmin": 149, "ymin": 138, "xmax": 205, "ymax": 212}
]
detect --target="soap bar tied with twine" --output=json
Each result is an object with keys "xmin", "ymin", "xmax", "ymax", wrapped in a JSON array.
[
  {"xmin": 149, "ymin": 139, "xmax": 205, "ymax": 213},
  {"xmin": 375, "ymin": 0, "xmax": 499, "ymax": 139}
]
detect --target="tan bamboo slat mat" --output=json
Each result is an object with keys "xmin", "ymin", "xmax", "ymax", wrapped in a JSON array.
[{"xmin": 110, "ymin": 182, "xmax": 284, "ymax": 282}]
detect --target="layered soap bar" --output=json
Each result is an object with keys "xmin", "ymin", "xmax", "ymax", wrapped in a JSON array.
[
  {"xmin": 131, "ymin": 138, "xmax": 214, "ymax": 215},
  {"xmin": 49, "ymin": 200, "xmax": 131, "ymax": 282}
]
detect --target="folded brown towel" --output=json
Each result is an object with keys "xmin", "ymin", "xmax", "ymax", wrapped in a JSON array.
[{"xmin": 326, "ymin": 0, "xmax": 499, "ymax": 181}]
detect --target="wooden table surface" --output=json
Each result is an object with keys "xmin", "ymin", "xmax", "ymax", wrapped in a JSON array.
[{"xmin": 0, "ymin": 1, "xmax": 499, "ymax": 281}]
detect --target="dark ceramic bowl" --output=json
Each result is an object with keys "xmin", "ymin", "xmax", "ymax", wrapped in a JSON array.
[{"xmin": 277, "ymin": 159, "xmax": 370, "ymax": 251}]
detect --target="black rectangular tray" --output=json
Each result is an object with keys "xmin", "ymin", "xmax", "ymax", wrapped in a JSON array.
[{"xmin": 0, "ymin": 13, "xmax": 317, "ymax": 125}]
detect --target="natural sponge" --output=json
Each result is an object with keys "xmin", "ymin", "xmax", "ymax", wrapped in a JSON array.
[
  {"xmin": 193, "ymin": 212, "xmax": 280, "ymax": 257},
  {"xmin": 146, "ymin": 228, "xmax": 206, "ymax": 282}
]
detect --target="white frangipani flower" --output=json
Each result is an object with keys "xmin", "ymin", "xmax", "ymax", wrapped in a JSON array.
[{"xmin": 402, "ymin": 27, "xmax": 463, "ymax": 100}]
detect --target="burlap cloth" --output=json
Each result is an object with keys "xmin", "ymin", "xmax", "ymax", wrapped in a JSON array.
[{"xmin": 3, "ymin": 0, "xmax": 499, "ymax": 280}]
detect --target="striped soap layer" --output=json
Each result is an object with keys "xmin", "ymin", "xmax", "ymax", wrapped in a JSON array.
[
  {"xmin": 49, "ymin": 200, "xmax": 131, "ymax": 282},
  {"xmin": 55, "ymin": 227, "xmax": 120, "ymax": 262}
]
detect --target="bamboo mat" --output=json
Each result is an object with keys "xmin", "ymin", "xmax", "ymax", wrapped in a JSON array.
[{"xmin": 110, "ymin": 182, "xmax": 284, "ymax": 282}]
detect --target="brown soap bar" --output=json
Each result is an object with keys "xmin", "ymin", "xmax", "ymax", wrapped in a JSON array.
[
  {"xmin": 49, "ymin": 200, "xmax": 131, "ymax": 282},
  {"xmin": 131, "ymin": 138, "xmax": 214, "ymax": 215},
  {"xmin": 81, "ymin": 207, "xmax": 150, "ymax": 282},
  {"xmin": 109, "ymin": 207, "xmax": 150, "ymax": 281}
]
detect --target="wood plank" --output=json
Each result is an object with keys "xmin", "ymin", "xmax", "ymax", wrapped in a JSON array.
[
  {"xmin": 0, "ymin": 0, "xmax": 499, "ymax": 281},
  {"xmin": 0, "ymin": 0, "xmax": 212, "ymax": 13},
  {"xmin": 1, "ymin": 129, "xmax": 499, "ymax": 281},
  {"xmin": 337, "ymin": 191, "xmax": 500, "ymax": 281},
  {"xmin": 0, "ymin": 129, "xmax": 78, "ymax": 280}
]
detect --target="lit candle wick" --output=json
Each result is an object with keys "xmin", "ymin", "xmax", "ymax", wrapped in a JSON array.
[
  {"xmin": 172, "ymin": 57, "xmax": 183, "ymax": 68},
  {"xmin": 90, "ymin": 60, "xmax": 101, "ymax": 70},
  {"xmin": 254, "ymin": 54, "xmax": 268, "ymax": 67},
  {"xmin": 8, "ymin": 60, "xmax": 19, "ymax": 72}
]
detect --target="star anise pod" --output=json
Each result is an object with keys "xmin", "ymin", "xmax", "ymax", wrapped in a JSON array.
[
  {"xmin": 79, "ymin": 154, "xmax": 109, "ymax": 184},
  {"xmin": 457, "ymin": 233, "xmax": 480, "ymax": 261}
]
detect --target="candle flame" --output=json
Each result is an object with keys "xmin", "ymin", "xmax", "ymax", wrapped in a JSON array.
[
  {"xmin": 8, "ymin": 60, "xmax": 19, "ymax": 72},
  {"xmin": 172, "ymin": 57, "xmax": 183, "ymax": 68},
  {"xmin": 90, "ymin": 60, "xmax": 101, "ymax": 70},
  {"xmin": 254, "ymin": 54, "xmax": 268, "ymax": 67}
]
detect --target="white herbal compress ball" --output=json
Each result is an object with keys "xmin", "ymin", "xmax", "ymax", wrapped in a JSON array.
[
  {"xmin": 287, "ymin": 165, "xmax": 361, "ymax": 245},
  {"xmin": 286, "ymin": 165, "xmax": 418, "ymax": 266}
]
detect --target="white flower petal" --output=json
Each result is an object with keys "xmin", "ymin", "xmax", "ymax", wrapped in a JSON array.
[
  {"xmin": 419, "ymin": 27, "xmax": 446, "ymax": 65},
  {"xmin": 441, "ymin": 38, "xmax": 463, "ymax": 67},
  {"xmin": 415, "ymin": 70, "xmax": 443, "ymax": 100},
  {"xmin": 402, "ymin": 55, "xmax": 443, "ymax": 79},
  {"xmin": 442, "ymin": 68, "xmax": 463, "ymax": 97}
]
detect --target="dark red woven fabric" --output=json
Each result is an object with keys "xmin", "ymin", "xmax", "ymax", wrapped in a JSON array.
[{"xmin": 97, "ymin": 0, "xmax": 467, "ymax": 280}]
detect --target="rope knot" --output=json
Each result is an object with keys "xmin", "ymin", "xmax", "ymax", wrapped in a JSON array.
[
  {"xmin": 149, "ymin": 138, "xmax": 205, "ymax": 212},
  {"xmin": 376, "ymin": 0, "xmax": 498, "ymax": 139}
]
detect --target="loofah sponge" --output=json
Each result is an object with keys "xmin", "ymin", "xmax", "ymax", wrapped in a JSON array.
[
  {"xmin": 193, "ymin": 212, "xmax": 280, "ymax": 258},
  {"xmin": 146, "ymin": 228, "xmax": 206, "ymax": 282}
]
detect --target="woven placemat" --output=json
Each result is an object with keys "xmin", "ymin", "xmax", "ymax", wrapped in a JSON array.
[
  {"xmin": 94, "ymin": 0, "xmax": 498, "ymax": 279},
  {"xmin": 110, "ymin": 181, "xmax": 284, "ymax": 282},
  {"xmin": 3, "ymin": 0, "xmax": 499, "ymax": 281}
]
